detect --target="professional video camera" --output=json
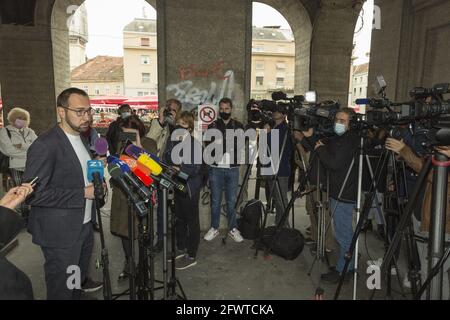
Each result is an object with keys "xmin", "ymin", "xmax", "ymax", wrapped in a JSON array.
[{"xmin": 355, "ymin": 81, "xmax": 450, "ymax": 146}]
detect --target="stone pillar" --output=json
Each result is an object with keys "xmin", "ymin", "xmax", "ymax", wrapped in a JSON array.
[{"xmin": 157, "ymin": 0, "xmax": 253, "ymax": 122}]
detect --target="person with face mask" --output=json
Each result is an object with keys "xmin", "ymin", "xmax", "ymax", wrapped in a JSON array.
[
  {"xmin": 203, "ymin": 98, "xmax": 245, "ymax": 243},
  {"xmin": 301, "ymin": 108, "xmax": 359, "ymax": 283},
  {"xmin": 105, "ymin": 104, "xmax": 132, "ymax": 155},
  {"xmin": 23, "ymin": 88, "xmax": 104, "ymax": 299},
  {"xmin": 146, "ymin": 99, "xmax": 183, "ymax": 252},
  {"xmin": 163, "ymin": 111, "xmax": 203, "ymax": 269},
  {"xmin": 0, "ymin": 107, "xmax": 38, "ymax": 222}
]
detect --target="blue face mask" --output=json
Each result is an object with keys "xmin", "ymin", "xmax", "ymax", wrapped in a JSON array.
[{"xmin": 334, "ymin": 123, "xmax": 347, "ymax": 136}]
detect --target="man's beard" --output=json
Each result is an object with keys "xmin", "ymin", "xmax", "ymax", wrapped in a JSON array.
[{"xmin": 66, "ymin": 117, "xmax": 89, "ymax": 133}]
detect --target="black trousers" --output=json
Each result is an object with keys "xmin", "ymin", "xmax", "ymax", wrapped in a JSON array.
[
  {"xmin": 174, "ymin": 191, "xmax": 200, "ymax": 258},
  {"xmin": 41, "ymin": 222, "xmax": 93, "ymax": 300}
]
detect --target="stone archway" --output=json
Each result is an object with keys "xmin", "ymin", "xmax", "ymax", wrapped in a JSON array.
[{"xmin": 254, "ymin": 0, "xmax": 313, "ymax": 95}]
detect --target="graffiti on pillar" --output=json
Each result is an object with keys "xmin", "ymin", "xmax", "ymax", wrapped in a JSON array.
[
  {"xmin": 167, "ymin": 60, "xmax": 235, "ymax": 107},
  {"xmin": 373, "ymin": 5, "xmax": 381, "ymax": 30}
]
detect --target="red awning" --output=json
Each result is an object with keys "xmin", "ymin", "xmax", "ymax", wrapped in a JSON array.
[
  {"xmin": 123, "ymin": 96, "xmax": 159, "ymax": 110},
  {"xmin": 90, "ymin": 95, "xmax": 129, "ymax": 105}
]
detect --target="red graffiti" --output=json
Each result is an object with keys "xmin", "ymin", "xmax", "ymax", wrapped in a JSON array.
[{"xmin": 178, "ymin": 60, "xmax": 226, "ymax": 81}]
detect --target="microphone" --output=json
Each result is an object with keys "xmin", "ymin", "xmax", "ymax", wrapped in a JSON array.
[
  {"xmin": 94, "ymin": 137, "xmax": 109, "ymax": 157},
  {"xmin": 108, "ymin": 163, "xmax": 148, "ymax": 217},
  {"xmin": 109, "ymin": 157, "xmax": 152, "ymax": 200},
  {"xmin": 132, "ymin": 167, "xmax": 154, "ymax": 187},
  {"xmin": 137, "ymin": 154, "xmax": 186, "ymax": 193},
  {"xmin": 125, "ymin": 144, "xmax": 189, "ymax": 181},
  {"xmin": 87, "ymin": 160, "xmax": 104, "ymax": 198},
  {"xmin": 120, "ymin": 154, "xmax": 152, "ymax": 175}
]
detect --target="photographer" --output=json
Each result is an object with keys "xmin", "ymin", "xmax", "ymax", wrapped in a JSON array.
[
  {"xmin": 146, "ymin": 99, "xmax": 182, "ymax": 252},
  {"xmin": 385, "ymin": 138, "xmax": 450, "ymax": 299},
  {"xmin": 105, "ymin": 104, "xmax": 132, "ymax": 155},
  {"xmin": 263, "ymin": 107, "xmax": 293, "ymax": 227},
  {"xmin": 303, "ymin": 108, "xmax": 359, "ymax": 283}
]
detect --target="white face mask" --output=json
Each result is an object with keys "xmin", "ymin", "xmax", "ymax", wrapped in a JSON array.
[
  {"xmin": 121, "ymin": 112, "xmax": 131, "ymax": 119},
  {"xmin": 334, "ymin": 123, "xmax": 347, "ymax": 136}
]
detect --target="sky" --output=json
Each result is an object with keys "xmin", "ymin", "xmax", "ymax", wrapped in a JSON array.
[{"xmin": 82, "ymin": 0, "xmax": 373, "ymax": 65}]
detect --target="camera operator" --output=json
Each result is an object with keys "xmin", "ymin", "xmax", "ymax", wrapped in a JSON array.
[
  {"xmin": 105, "ymin": 104, "xmax": 132, "ymax": 155},
  {"xmin": 385, "ymin": 138, "xmax": 450, "ymax": 299},
  {"xmin": 302, "ymin": 108, "xmax": 359, "ymax": 283},
  {"xmin": 146, "ymin": 99, "xmax": 182, "ymax": 252},
  {"xmin": 263, "ymin": 107, "xmax": 293, "ymax": 227}
]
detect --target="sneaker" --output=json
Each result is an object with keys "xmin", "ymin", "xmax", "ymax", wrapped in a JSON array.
[
  {"xmin": 118, "ymin": 259, "xmax": 130, "ymax": 281},
  {"xmin": 81, "ymin": 277, "xmax": 103, "ymax": 293},
  {"xmin": 305, "ymin": 226, "xmax": 311, "ymax": 235},
  {"xmin": 168, "ymin": 249, "xmax": 187, "ymax": 262},
  {"xmin": 228, "ymin": 228, "xmax": 244, "ymax": 243},
  {"xmin": 176, "ymin": 256, "xmax": 197, "ymax": 270},
  {"xmin": 309, "ymin": 244, "xmax": 332, "ymax": 255},
  {"xmin": 204, "ymin": 228, "xmax": 219, "ymax": 241},
  {"xmin": 391, "ymin": 267, "xmax": 397, "ymax": 276},
  {"xmin": 403, "ymin": 275, "xmax": 411, "ymax": 288}
]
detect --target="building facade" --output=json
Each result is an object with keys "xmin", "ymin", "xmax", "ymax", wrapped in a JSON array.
[
  {"xmin": 349, "ymin": 62, "xmax": 369, "ymax": 108},
  {"xmin": 123, "ymin": 18, "xmax": 158, "ymax": 97},
  {"xmin": 250, "ymin": 27, "xmax": 295, "ymax": 100},
  {"xmin": 70, "ymin": 56, "xmax": 124, "ymax": 96}
]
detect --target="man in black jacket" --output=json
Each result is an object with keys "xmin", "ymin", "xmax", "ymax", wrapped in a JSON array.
[
  {"xmin": 23, "ymin": 88, "xmax": 103, "ymax": 299},
  {"xmin": 302, "ymin": 108, "xmax": 359, "ymax": 283}
]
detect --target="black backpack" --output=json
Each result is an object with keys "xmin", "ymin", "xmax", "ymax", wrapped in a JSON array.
[
  {"xmin": 261, "ymin": 226, "xmax": 305, "ymax": 260},
  {"xmin": 0, "ymin": 128, "xmax": 12, "ymax": 174},
  {"xmin": 237, "ymin": 199, "xmax": 263, "ymax": 240}
]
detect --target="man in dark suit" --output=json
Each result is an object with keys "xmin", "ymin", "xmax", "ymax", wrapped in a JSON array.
[{"xmin": 23, "ymin": 88, "xmax": 103, "ymax": 300}]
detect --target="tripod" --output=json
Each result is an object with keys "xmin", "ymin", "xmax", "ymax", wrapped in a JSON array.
[
  {"xmin": 381, "ymin": 152, "xmax": 449, "ymax": 300},
  {"xmin": 161, "ymin": 187, "xmax": 186, "ymax": 300}
]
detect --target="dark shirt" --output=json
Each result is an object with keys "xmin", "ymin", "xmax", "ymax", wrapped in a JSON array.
[
  {"xmin": 266, "ymin": 121, "xmax": 293, "ymax": 177},
  {"xmin": 315, "ymin": 130, "xmax": 360, "ymax": 202},
  {"xmin": 206, "ymin": 118, "xmax": 245, "ymax": 168},
  {"xmin": 105, "ymin": 117, "xmax": 122, "ymax": 155}
]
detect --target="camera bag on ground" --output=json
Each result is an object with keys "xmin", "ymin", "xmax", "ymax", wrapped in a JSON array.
[
  {"xmin": 261, "ymin": 226, "xmax": 304, "ymax": 260},
  {"xmin": 237, "ymin": 199, "xmax": 263, "ymax": 240}
]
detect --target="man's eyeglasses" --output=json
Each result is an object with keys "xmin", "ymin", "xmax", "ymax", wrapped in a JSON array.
[{"xmin": 60, "ymin": 106, "xmax": 95, "ymax": 117}]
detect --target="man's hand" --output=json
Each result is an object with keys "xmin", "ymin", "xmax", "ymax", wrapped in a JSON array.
[
  {"xmin": 0, "ymin": 183, "xmax": 34, "ymax": 210},
  {"xmin": 293, "ymin": 131, "xmax": 304, "ymax": 142},
  {"xmin": 435, "ymin": 146, "xmax": 450, "ymax": 158},
  {"xmin": 315, "ymin": 140, "xmax": 324, "ymax": 150},
  {"xmin": 385, "ymin": 138, "xmax": 405, "ymax": 154},
  {"xmin": 84, "ymin": 185, "xmax": 95, "ymax": 200},
  {"xmin": 302, "ymin": 128, "xmax": 313, "ymax": 138}
]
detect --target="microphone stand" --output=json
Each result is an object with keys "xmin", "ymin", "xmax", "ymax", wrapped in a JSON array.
[{"xmin": 92, "ymin": 173, "xmax": 112, "ymax": 300}]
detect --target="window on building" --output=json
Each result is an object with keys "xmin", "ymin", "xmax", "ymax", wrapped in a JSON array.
[
  {"xmin": 115, "ymin": 86, "xmax": 121, "ymax": 94},
  {"xmin": 276, "ymin": 77, "xmax": 284, "ymax": 87},
  {"xmin": 138, "ymin": 92, "xmax": 144, "ymax": 96},
  {"xmin": 276, "ymin": 62, "xmax": 286, "ymax": 70},
  {"xmin": 255, "ymin": 61, "xmax": 264, "ymax": 70},
  {"xmin": 142, "ymin": 73, "xmax": 150, "ymax": 83},
  {"xmin": 94, "ymin": 87, "xmax": 100, "ymax": 95},
  {"xmin": 360, "ymin": 77, "xmax": 363, "ymax": 83},
  {"xmin": 141, "ymin": 38, "xmax": 150, "ymax": 47},
  {"xmin": 105, "ymin": 86, "xmax": 110, "ymax": 95},
  {"xmin": 256, "ymin": 76, "xmax": 264, "ymax": 86},
  {"xmin": 354, "ymin": 88, "xmax": 356, "ymax": 95},
  {"xmin": 83, "ymin": 85, "xmax": 89, "ymax": 94},
  {"xmin": 141, "ymin": 55, "xmax": 150, "ymax": 65},
  {"xmin": 359, "ymin": 87, "xmax": 362, "ymax": 94}
]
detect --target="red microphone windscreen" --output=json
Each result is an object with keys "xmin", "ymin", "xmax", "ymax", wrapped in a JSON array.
[{"xmin": 133, "ymin": 167, "xmax": 153, "ymax": 187}]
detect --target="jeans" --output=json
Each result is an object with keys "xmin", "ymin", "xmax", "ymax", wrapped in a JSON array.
[
  {"xmin": 209, "ymin": 166, "xmax": 240, "ymax": 230},
  {"xmin": 330, "ymin": 198, "xmax": 355, "ymax": 273}
]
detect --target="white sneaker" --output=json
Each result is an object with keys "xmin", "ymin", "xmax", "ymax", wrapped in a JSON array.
[
  {"xmin": 391, "ymin": 267, "xmax": 397, "ymax": 276},
  {"xmin": 403, "ymin": 275, "xmax": 412, "ymax": 288},
  {"xmin": 204, "ymin": 228, "xmax": 219, "ymax": 241},
  {"xmin": 228, "ymin": 228, "xmax": 244, "ymax": 243}
]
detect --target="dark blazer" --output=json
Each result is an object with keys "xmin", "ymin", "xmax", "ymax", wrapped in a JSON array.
[{"xmin": 23, "ymin": 125, "xmax": 96, "ymax": 248}]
